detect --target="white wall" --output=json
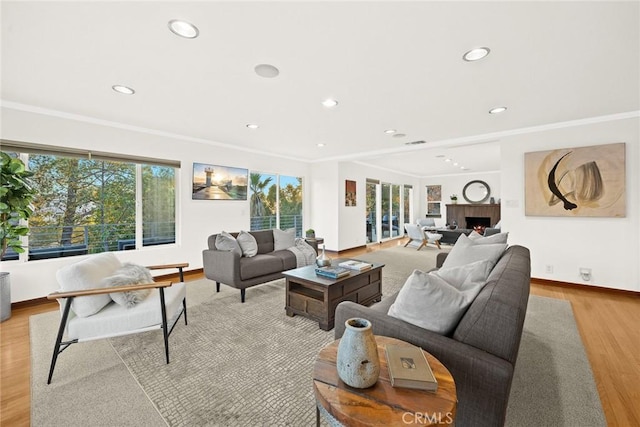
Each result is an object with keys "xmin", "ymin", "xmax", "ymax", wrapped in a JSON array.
[
  {"xmin": 1, "ymin": 107, "xmax": 310, "ymax": 301},
  {"xmin": 500, "ymin": 117, "xmax": 639, "ymax": 291},
  {"xmin": 337, "ymin": 162, "xmax": 420, "ymax": 251},
  {"xmin": 308, "ymin": 161, "xmax": 340, "ymax": 251},
  {"xmin": 420, "ymin": 172, "xmax": 501, "ymax": 228}
]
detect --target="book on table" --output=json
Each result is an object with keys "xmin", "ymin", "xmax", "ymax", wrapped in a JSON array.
[
  {"xmin": 338, "ymin": 260, "xmax": 373, "ymax": 271},
  {"xmin": 315, "ymin": 266, "xmax": 350, "ymax": 279},
  {"xmin": 385, "ymin": 344, "xmax": 438, "ymax": 392}
]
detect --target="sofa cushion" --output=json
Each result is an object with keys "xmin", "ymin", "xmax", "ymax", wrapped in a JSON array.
[
  {"xmin": 215, "ymin": 231, "xmax": 242, "ymax": 256},
  {"xmin": 434, "ymin": 260, "xmax": 494, "ymax": 291},
  {"xmin": 271, "ymin": 249, "xmax": 297, "ymax": 271},
  {"xmin": 273, "ymin": 228, "xmax": 296, "ymax": 251},
  {"xmin": 441, "ymin": 234, "xmax": 506, "ymax": 269},
  {"xmin": 387, "ymin": 269, "xmax": 486, "ymax": 335},
  {"xmin": 237, "ymin": 230, "xmax": 258, "ymax": 257},
  {"xmin": 239, "ymin": 254, "xmax": 283, "ymax": 280},
  {"xmin": 101, "ymin": 263, "xmax": 154, "ymax": 308},
  {"xmin": 56, "ymin": 252, "xmax": 122, "ymax": 318},
  {"xmin": 250, "ymin": 230, "xmax": 275, "ymax": 254}
]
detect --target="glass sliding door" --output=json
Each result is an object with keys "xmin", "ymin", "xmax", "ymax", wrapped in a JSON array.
[
  {"xmin": 403, "ymin": 185, "xmax": 413, "ymax": 231},
  {"xmin": 366, "ymin": 180, "xmax": 379, "ymax": 243},
  {"xmin": 381, "ymin": 183, "xmax": 391, "ymax": 239},
  {"xmin": 249, "ymin": 172, "xmax": 277, "ymax": 231},
  {"xmin": 391, "ymin": 184, "xmax": 400, "ymax": 238}
]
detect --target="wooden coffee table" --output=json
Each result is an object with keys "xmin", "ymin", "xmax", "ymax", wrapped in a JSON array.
[
  {"xmin": 283, "ymin": 259, "xmax": 384, "ymax": 331},
  {"xmin": 313, "ymin": 336, "xmax": 457, "ymax": 426}
]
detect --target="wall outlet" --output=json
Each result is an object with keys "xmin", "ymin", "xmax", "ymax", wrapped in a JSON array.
[
  {"xmin": 545, "ymin": 265, "xmax": 554, "ymax": 274},
  {"xmin": 579, "ymin": 268, "xmax": 592, "ymax": 281}
]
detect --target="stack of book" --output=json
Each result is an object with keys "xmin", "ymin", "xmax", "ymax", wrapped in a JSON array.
[
  {"xmin": 338, "ymin": 260, "xmax": 373, "ymax": 271},
  {"xmin": 315, "ymin": 266, "xmax": 350, "ymax": 279},
  {"xmin": 385, "ymin": 344, "xmax": 438, "ymax": 392}
]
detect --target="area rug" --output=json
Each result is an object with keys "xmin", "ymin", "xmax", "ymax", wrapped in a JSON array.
[{"xmin": 30, "ymin": 245, "xmax": 604, "ymax": 426}]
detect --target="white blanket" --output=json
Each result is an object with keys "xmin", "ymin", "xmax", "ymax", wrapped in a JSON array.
[{"xmin": 287, "ymin": 238, "xmax": 317, "ymax": 267}]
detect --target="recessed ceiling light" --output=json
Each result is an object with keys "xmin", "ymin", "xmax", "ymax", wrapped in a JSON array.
[
  {"xmin": 321, "ymin": 99, "xmax": 338, "ymax": 108},
  {"xmin": 489, "ymin": 106, "xmax": 507, "ymax": 114},
  {"xmin": 168, "ymin": 20, "xmax": 199, "ymax": 39},
  {"xmin": 254, "ymin": 64, "xmax": 280, "ymax": 78},
  {"xmin": 463, "ymin": 47, "xmax": 490, "ymax": 62},
  {"xmin": 112, "ymin": 85, "xmax": 135, "ymax": 95},
  {"xmin": 317, "ymin": 143, "xmax": 326, "ymax": 147},
  {"xmin": 392, "ymin": 133, "xmax": 406, "ymax": 138},
  {"xmin": 384, "ymin": 129, "xmax": 396, "ymax": 134},
  {"xmin": 445, "ymin": 158, "xmax": 451, "ymax": 162},
  {"xmin": 246, "ymin": 124, "xmax": 259, "ymax": 129},
  {"xmin": 453, "ymin": 163, "xmax": 459, "ymax": 166}
]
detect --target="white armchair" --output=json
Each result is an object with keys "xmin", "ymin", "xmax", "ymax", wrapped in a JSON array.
[
  {"xmin": 46, "ymin": 252, "xmax": 188, "ymax": 384},
  {"xmin": 404, "ymin": 224, "xmax": 442, "ymax": 250}
]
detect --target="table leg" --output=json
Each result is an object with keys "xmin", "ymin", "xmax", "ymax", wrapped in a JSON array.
[{"xmin": 316, "ymin": 405, "xmax": 320, "ymax": 427}]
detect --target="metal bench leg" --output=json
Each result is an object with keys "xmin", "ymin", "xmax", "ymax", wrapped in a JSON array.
[{"xmin": 47, "ymin": 298, "xmax": 73, "ymax": 384}]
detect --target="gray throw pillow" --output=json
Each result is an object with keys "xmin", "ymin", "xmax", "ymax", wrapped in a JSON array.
[
  {"xmin": 273, "ymin": 228, "xmax": 296, "ymax": 251},
  {"xmin": 237, "ymin": 230, "xmax": 258, "ymax": 257},
  {"xmin": 215, "ymin": 231, "xmax": 242, "ymax": 256},
  {"xmin": 468, "ymin": 230, "xmax": 509, "ymax": 244},
  {"xmin": 102, "ymin": 263, "xmax": 153, "ymax": 308},
  {"xmin": 388, "ymin": 269, "xmax": 486, "ymax": 335},
  {"xmin": 441, "ymin": 234, "xmax": 507, "ymax": 269}
]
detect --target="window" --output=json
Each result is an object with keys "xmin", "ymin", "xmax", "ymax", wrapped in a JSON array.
[
  {"xmin": 403, "ymin": 185, "xmax": 413, "ymax": 226},
  {"xmin": 1, "ymin": 143, "xmax": 178, "ymax": 261},
  {"xmin": 250, "ymin": 172, "xmax": 303, "ymax": 236}
]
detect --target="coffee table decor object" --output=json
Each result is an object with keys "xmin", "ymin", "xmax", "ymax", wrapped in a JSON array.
[
  {"xmin": 336, "ymin": 318, "xmax": 380, "ymax": 388},
  {"xmin": 316, "ymin": 244, "xmax": 331, "ymax": 267}
]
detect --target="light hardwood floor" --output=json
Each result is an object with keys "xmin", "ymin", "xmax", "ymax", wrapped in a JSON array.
[{"xmin": 1, "ymin": 239, "xmax": 639, "ymax": 426}]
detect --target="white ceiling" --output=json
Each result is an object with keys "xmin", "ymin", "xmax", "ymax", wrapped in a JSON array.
[{"xmin": 2, "ymin": 1, "xmax": 638, "ymax": 177}]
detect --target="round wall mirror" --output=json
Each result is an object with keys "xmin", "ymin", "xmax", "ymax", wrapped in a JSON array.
[{"xmin": 463, "ymin": 180, "xmax": 491, "ymax": 203}]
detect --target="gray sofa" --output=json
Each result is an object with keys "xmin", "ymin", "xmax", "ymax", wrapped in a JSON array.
[
  {"xmin": 335, "ymin": 245, "xmax": 531, "ymax": 427},
  {"xmin": 203, "ymin": 230, "xmax": 301, "ymax": 302}
]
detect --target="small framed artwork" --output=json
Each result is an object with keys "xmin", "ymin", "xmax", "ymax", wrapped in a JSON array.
[
  {"xmin": 427, "ymin": 202, "xmax": 441, "ymax": 216},
  {"xmin": 524, "ymin": 143, "xmax": 625, "ymax": 217},
  {"xmin": 426, "ymin": 185, "xmax": 442, "ymax": 217},
  {"xmin": 345, "ymin": 180, "xmax": 356, "ymax": 206},
  {"xmin": 192, "ymin": 163, "xmax": 248, "ymax": 200}
]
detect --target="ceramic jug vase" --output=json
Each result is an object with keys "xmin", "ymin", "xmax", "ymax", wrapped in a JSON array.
[{"xmin": 336, "ymin": 318, "xmax": 380, "ymax": 388}]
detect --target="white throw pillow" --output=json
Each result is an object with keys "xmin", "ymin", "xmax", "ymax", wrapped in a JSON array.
[
  {"xmin": 237, "ymin": 230, "xmax": 258, "ymax": 257},
  {"xmin": 273, "ymin": 228, "xmax": 296, "ymax": 251},
  {"xmin": 102, "ymin": 263, "xmax": 153, "ymax": 308},
  {"xmin": 468, "ymin": 230, "xmax": 509, "ymax": 244},
  {"xmin": 441, "ymin": 234, "xmax": 507, "ymax": 269},
  {"xmin": 56, "ymin": 252, "xmax": 122, "ymax": 317},
  {"xmin": 434, "ymin": 259, "xmax": 494, "ymax": 291},
  {"xmin": 387, "ymin": 269, "xmax": 485, "ymax": 335},
  {"xmin": 215, "ymin": 231, "xmax": 242, "ymax": 257}
]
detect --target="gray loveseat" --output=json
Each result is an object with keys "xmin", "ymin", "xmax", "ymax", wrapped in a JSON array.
[
  {"xmin": 203, "ymin": 230, "xmax": 306, "ymax": 302},
  {"xmin": 335, "ymin": 245, "xmax": 531, "ymax": 427}
]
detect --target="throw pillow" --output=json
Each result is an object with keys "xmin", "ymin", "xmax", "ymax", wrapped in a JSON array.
[
  {"xmin": 237, "ymin": 230, "xmax": 258, "ymax": 257},
  {"xmin": 102, "ymin": 263, "xmax": 154, "ymax": 308},
  {"xmin": 56, "ymin": 252, "xmax": 122, "ymax": 317},
  {"xmin": 387, "ymin": 269, "xmax": 485, "ymax": 335},
  {"xmin": 273, "ymin": 228, "xmax": 296, "ymax": 251},
  {"xmin": 434, "ymin": 259, "xmax": 494, "ymax": 291},
  {"xmin": 468, "ymin": 230, "xmax": 509, "ymax": 244},
  {"xmin": 441, "ymin": 234, "xmax": 507, "ymax": 270},
  {"xmin": 215, "ymin": 231, "xmax": 242, "ymax": 257}
]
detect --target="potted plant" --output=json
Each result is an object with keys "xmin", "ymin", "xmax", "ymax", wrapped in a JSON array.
[
  {"xmin": 0, "ymin": 152, "xmax": 36, "ymax": 321},
  {"xmin": 450, "ymin": 194, "xmax": 458, "ymax": 204},
  {"xmin": 306, "ymin": 228, "xmax": 315, "ymax": 239}
]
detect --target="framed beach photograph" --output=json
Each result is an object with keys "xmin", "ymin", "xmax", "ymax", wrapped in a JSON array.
[
  {"xmin": 192, "ymin": 163, "xmax": 248, "ymax": 200},
  {"xmin": 524, "ymin": 143, "xmax": 626, "ymax": 217}
]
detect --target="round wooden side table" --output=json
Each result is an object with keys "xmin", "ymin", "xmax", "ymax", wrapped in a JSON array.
[{"xmin": 313, "ymin": 335, "xmax": 457, "ymax": 426}]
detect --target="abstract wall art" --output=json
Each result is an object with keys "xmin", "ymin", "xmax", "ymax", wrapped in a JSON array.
[{"xmin": 524, "ymin": 143, "xmax": 625, "ymax": 217}]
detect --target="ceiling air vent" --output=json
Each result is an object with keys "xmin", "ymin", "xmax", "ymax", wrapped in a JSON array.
[{"xmin": 405, "ymin": 140, "xmax": 426, "ymax": 146}]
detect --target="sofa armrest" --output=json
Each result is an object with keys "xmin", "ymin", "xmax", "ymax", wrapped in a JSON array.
[
  {"xmin": 334, "ymin": 301, "xmax": 514, "ymax": 426},
  {"xmin": 202, "ymin": 249, "xmax": 241, "ymax": 285},
  {"xmin": 436, "ymin": 252, "xmax": 448, "ymax": 268}
]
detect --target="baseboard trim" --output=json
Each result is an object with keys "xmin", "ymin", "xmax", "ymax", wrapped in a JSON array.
[{"xmin": 531, "ymin": 277, "xmax": 639, "ymax": 296}]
